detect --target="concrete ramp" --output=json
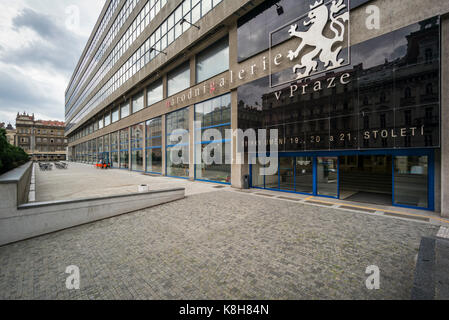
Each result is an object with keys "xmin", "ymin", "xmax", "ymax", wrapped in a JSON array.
[{"xmin": 0, "ymin": 162, "xmax": 185, "ymax": 246}]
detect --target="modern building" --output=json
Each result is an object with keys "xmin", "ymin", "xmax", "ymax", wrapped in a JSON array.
[
  {"xmin": 16, "ymin": 112, "xmax": 67, "ymax": 161},
  {"xmin": 65, "ymin": 0, "xmax": 449, "ymax": 217}
]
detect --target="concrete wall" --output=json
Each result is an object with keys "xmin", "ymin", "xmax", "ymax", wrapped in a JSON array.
[
  {"xmin": 0, "ymin": 188, "xmax": 185, "ymax": 246},
  {"xmin": 0, "ymin": 164, "xmax": 185, "ymax": 245},
  {"xmin": 0, "ymin": 162, "xmax": 32, "ymax": 214}
]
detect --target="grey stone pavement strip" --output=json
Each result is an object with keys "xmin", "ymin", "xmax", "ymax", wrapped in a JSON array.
[
  {"xmin": 437, "ymin": 226, "xmax": 449, "ymax": 239},
  {"xmin": 0, "ymin": 190, "xmax": 439, "ymax": 300}
]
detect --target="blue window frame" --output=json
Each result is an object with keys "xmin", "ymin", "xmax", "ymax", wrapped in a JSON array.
[
  {"xmin": 249, "ymin": 149, "xmax": 435, "ymax": 211},
  {"xmin": 146, "ymin": 117, "xmax": 163, "ymax": 174},
  {"xmin": 194, "ymin": 93, "xmax": 232, "ymax": 184}
]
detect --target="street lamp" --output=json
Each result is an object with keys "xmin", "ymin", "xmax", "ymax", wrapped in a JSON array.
[
  {"xmin": 180, "ymin": 18, "xmax": 200, "ymax": 30},
  {"xmin": 149, "ymin": 47, "xmax": 167, "ymax": 55}
]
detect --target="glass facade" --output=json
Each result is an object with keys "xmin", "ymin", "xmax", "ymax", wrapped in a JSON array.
[
  {"xmin": 67, "ymin": 0, "xmax": 224, "ymax": 132},
  {"xmin": 131, "ymin": 123, "xmax": 144, "ymax": 171},
  {"xmin": 196, "ymin": 36, "xmax": 229, "ymax": 83},
  {"xmin": 195, "ymin": 94, "xmax": 231, "ymax": 183},
  {"xmin": 66, "ymin": 2, "xmax": 442, "ymax": 212},
  {"xmin": 238, "ymin": 18, "xmax": 440, "ymax": 152},
  {"xmin": 146, "ymin": 117, "xmax": 163, "ymax": 173},
  {"xmin": 242, "ymin": 17, "xmax": 439, "ymax": 209},
  {"xmin": 166, "ymin": 108, "xmax": 189, "ymax": 177}
]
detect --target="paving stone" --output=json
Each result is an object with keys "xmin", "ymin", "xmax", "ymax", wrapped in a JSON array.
[{"xmin": 0, "ymin": 190, "xmax": 439, "ymax": 300}]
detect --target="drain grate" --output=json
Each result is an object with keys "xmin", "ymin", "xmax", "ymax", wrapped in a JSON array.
[
  {"xmin": 383, "ymin": 212, "xmax": 430, "ymax": 222},
  {"xmin": 255, "ymin": 193, "xmax": 275, "ymax": 197},
  {"xmin": 305, "ymin": 200, "xmax": 334, "ymax": 207},
  {"xmin": 278, "ymin": 196, "xmax": 301, "ymax": 201},
  {"xmin": 213, "ymin": 185, "xmax": 226, "ymax": 189},
  {"xmin": 339, "ymin": 205, "xmax": 377, "ymax": 213}
]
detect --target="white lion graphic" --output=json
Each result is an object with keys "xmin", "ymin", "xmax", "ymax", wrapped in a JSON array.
[{"xmin": 287, "ymin": 0, "xmax": 349, "ymax": 79}]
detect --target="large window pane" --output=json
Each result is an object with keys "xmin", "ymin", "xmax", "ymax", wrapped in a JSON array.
[
  {"xmin": 194, "ymin": 94, "xmax": 231, "ymax": 183},
  {"xmin": 147, "ymin": 79, "xmax": 164, "ymax": 106},
  {"xmin": 131, "ymin": 150, "xmax": 144, "ymax": 171},
  {"xmin": 132, "ymin": 91, "xmax": 144, "ymax": 113},
  {"xmin": 167, "ymin": 62, "xmax": 190, "ymax": 97},
  {"xmin": 196, "ymin": 36, "xmax": 229, "ymax": 83},
  {"xmin": 295, "ymin": 157, "xmax": 313, "ymax": 194},
  {"xmin": 112, "ymin": 107, "xmax": 119, "ymax": 123},
  {"xmin": 317, "ymin": 157, "xmax": 338, "ymax": 197},
  {"xmin": 121, "ymin": 102, "xmax": 130, "ymax": 118},
  {"xmin": 166, "ymin": 108, "xmax": 189, "ymax": 177},
  {"xmin": 394, "ymin": 156, "xmax": 428, "ymax": 208},
  {"xmin": 279, "ymin": 157, "xmax": 294, "ymax": 191},
  {"xmin": 120, "ymin": 151, "xmax": 129, "ymax": 169},
  {"xmin": 146, "ymin": 148, "xmax": 162, "ymax": 173}
]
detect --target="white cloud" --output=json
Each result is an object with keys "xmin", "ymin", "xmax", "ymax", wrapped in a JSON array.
[{"xmin": 0, "ymin": 0, "xmax": 105, "ymax": 126}]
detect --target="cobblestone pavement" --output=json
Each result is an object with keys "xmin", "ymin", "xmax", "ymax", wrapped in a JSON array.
[{"xmin": 0, "ymin": 190, "xmax": 439, "ymax": 300}]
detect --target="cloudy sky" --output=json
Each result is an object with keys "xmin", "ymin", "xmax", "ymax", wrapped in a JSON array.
[{"xmin": 0, "ymin": 0, "xmax": 106, "ymax": 126}]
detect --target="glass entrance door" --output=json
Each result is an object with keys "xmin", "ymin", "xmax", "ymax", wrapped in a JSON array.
[
  {"xmin": 295, "ymin": 157, "xmax": 313, "ymax": 194},
  {"xmin": 394, "ymin": 156, "xmax": 429, "ymax": 208},
  {"xmin": 279, "ymin": 158, "xmax": 294, "ymax": 191},
  {"xmin": 317, "ymin": 157, "xmax": 339, "ymax": 198}
]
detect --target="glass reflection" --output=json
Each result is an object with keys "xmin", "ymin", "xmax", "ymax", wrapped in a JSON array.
[
  {"xmin": 237, "ymin": 17, "xmax": 440, "ymax": 152},
  {"xmin": 394, "ymin": 156, "xmax": 428, "ymax": 208}
]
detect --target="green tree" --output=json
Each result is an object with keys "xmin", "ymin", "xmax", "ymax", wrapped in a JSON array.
[{"xmin": 0, "ymin": 128, "xmax": 30, "ymax": 175}]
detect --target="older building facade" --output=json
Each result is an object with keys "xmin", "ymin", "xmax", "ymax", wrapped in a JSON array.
[
  {"xmin": 65, "ymin": 0, "xmax": 449, "ymax": 216},
  {"xmin": 16, "ymin": 113, "xmax": 67, "ymax": 161},
  {"xmin": 1, "ymin": 123, "xmax": 16, "ymax": 146}
]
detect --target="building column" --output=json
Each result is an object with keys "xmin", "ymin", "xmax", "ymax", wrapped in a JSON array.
[
  {"xmin": 231, "ymin": 89, "xmax": 247, "ymax": 189},
  {"xmin": 143, "ymin": 121, "xmax": 147, "ymax": 173},
  {"xmin": 189, "ymin": 105, "xmax": 195, "ymax": 181},
  {"xmin": 128, "ymin": 127, "xmax": 132, "ymax": 171},
  {"xmin": 441, "ymin": 16, "xmax": 449, "ymax": 217},
  {"xmin": 161, "ymin": 114, "xmax": 167, "ymax": 176}
]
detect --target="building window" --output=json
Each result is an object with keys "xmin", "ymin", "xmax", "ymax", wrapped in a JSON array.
[
  {"xmin": 166, "ymin": 108, "xmax": 189, "ymax": 177},
  {"xmin": 104, "ymin": 112, "xmax": 111, "ymax": 126},
  {"xmin": 121, "ymin": 102, "xmax": 130, "ymax": 118},
  {"xmin": 119, "ymin": 129, "xmax": 129, "ymax": 169},
  {"xmin": 147, "ymin": 79, "xmax": 163, "ymax": 107},
  {"xmin": 405, "ymin": 87, "xmax": 412, "ymax": 99},
  {"xmin": 131, "ymin": 123, "xmax": 144, "ymax": 171},
  {"xmin": 194, "ymin": 93, "xmax": 231, "ymax": 183},
  {"xmin": 111, "ymin": 132, "xmax": 119, "ymax": 167},
  {"xmin": 132, "ymin": 91, "xmax": 144, "ymax": 113},
  {"xmin": 167, "ymin": 62, "xmax": 190, "ymax": 97},
  {"xmin": 98, "ymin": 117, "xmax": 104, "ymax": 129},
  {"xmin": 112, "ymin": 107, "xmax": 119, "ymax": 122},
  {"xmin": 146, "ymin": 117, "xmax": 162, "ymax": 174},
  {"xmin": 425, "ymin": 48, "xmax": 433, "ymax": 63},
  {"xmin": 196, "ymin": 36, "xmax": 229, "ymax": 83}
]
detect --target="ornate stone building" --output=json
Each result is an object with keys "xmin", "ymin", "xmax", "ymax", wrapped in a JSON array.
[{"xmin": 15, "ymin": 112, "xmax": 67, "ymax": 161}]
